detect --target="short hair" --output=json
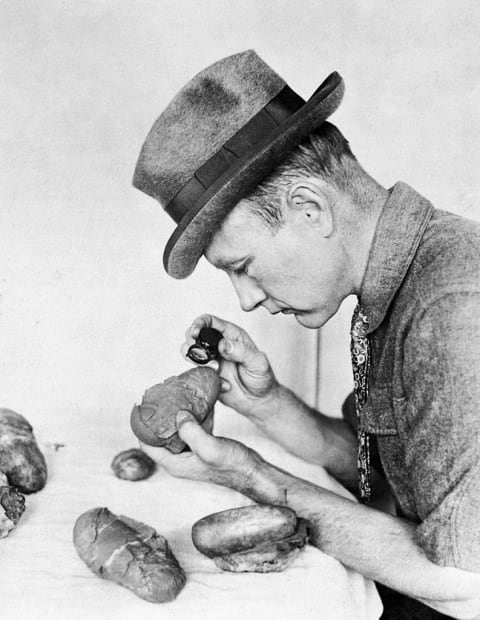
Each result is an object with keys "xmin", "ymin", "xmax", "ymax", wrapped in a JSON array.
[{"xmin": 242, "ymin": 122, "xmax": 357, "ymax": 230}]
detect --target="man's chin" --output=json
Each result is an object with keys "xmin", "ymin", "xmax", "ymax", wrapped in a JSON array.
[{"xmin": 293, "ymin": 312, "xmax": 325, "ymax": 329}]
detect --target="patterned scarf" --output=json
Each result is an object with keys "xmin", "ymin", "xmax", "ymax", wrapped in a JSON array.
[{"xmin": 350, "ymin": 303, "xmax": 372, "ymax": 503}]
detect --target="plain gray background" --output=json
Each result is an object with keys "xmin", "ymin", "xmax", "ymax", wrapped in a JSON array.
[
  {"xmin": 1, "ymin": 3, "xmax": 479, "ymax": 619},
  {"xmin": 1, "ymin": 0, "xmax": 479, "ymax": 440}
]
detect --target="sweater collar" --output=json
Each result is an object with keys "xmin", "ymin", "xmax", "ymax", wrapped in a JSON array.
[{"xmin": 359, "ymin": 182, "xmax": 434, "ymax": 334}]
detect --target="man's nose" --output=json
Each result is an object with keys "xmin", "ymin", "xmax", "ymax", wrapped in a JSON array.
[{"xmin": 231, "ymin": 274, "xmax": 267, "ymax": 312}]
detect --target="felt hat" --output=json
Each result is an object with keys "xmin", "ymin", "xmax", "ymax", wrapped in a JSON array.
[{"xmin": 133, "ymin": 50, "xmax": 345, "ymax": 279}]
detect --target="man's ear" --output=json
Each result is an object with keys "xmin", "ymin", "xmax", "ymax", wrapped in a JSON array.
[{"xmin": 286, "ymin": 180, "xmax": 334, "ymax": 237}]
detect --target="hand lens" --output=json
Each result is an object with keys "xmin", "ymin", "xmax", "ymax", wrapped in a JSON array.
[{"xmin": 187, "ymin": 327, "xmax": 222, "ymax": 365}]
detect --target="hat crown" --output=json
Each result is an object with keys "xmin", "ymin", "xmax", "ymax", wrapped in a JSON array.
[{"xmin": 133, "ymin": 50, "xmax": 286, "ymax": 207}]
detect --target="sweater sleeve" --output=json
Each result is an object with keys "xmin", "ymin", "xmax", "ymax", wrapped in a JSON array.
[{"xmin": 402, "ymin": 291, "xmax": 480, "ymax": 571}]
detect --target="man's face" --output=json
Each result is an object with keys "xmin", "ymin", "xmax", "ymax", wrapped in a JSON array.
[{"xmin": 205, "ymin": 200, "xmax": 352, "ymax": 329}]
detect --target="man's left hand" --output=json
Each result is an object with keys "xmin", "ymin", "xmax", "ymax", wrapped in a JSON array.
[{"xmin": 140, "ymin": 410, "xmax": 262, "ymax": 490}]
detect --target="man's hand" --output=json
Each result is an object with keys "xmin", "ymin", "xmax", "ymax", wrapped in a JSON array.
[
  {"xmin": 149, "ymin": 416, "xmax": 480, "ymax": 620},
  {"xmin": 141, "ymin": 410, "xmax": 262, "ymax": 490},
  {"xmin": 183, "ymin": 314, "xmax": 280, "ymax": 420}
]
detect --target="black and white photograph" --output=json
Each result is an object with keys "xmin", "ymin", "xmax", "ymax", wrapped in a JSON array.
[{"xmin": 1, "ymin": 2, "xmax": 479, "ymax": 619}]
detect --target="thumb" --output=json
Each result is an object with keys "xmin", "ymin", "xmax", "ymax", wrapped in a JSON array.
[
  {"xmin": 176, "ymin": 410, "xmax": 211, "ymax": 453},
  {"xmin": 220, "ymin": 337, "xmax": 270, "ymax": 375},
  {"xmin": 176, "ymin": 409, "xmax": 216, "ymax": 460}
]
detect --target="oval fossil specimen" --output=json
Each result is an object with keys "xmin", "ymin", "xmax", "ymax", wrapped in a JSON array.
[{"xmin": 130, "ymin": 366, "xmax": 220, "ymax": 453}]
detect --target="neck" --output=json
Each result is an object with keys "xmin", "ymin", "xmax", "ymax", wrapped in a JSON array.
[{"xmin": 339, "ymin": 177, "xmax": 389, "ymax": 296}]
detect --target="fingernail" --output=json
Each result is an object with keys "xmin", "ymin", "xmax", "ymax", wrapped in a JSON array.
[
  {"xmin": 222, "ymin": 339, "xmax": 231, "ymax": 354},
  {"xmin": 176, "ymin": 410, "xmax": 192, "ymax": 427}
]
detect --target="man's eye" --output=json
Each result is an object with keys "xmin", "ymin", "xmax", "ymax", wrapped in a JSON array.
[{"xmin": 235, "ymin": 261, "xmax": 250, "ymax": 276}]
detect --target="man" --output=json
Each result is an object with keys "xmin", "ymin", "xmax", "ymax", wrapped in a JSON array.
[{"xmin": 132, "ymin": 50, "xmax": 480, "ymax": 619}]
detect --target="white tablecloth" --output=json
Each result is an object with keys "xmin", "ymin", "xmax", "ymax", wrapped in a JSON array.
[{"xmin": 0, "ymin": 407, "xmax": 382, "ymax": 620}]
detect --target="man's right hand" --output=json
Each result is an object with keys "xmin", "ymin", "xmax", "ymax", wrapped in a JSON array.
[
  {"xmin": 183, "ymin": 314, "xmax": 280, "ymax": 421},
  {"xmin": 182, "ymin": 316, "xmax": 362, "ymax": 482}
]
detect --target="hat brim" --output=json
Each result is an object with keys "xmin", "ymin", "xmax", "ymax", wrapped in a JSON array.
[{"xmin": 164, "ymin": 72, "xmax": 345, "ymax": 279}]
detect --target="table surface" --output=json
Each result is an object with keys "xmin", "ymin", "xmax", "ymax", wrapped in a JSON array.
[{"xmin": 1, "ymin": 406, "xmax": 382, "ymax": 620}]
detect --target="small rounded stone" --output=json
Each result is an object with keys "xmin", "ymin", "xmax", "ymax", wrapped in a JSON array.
[
  {"xmin": 111, "ymin": 448, "xmax": 156, "ymax": 481},
  {"xmin": 0, "ymin": 485, "xmax": 26, "ymax": 538}
]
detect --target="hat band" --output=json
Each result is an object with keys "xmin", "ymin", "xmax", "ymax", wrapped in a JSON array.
[{"xmin": 165, "ymin": 85, "xmax": 305, "ymax": 223}]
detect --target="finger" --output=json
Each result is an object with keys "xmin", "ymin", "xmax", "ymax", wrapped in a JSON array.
[
  {"xmin": 183, "ymin": 315, "xmax": 218, "ymax": 356},
  {"xmin": 184, "ymin": 314, "xmax": 241, "ymax": 360},
  {"xmin": 199, "ymin": 317, "xmax": 265, "ymax": 368},
  {"xmin": 176, "ymin": 410, "xmax": 218, "ymax": 461},
  {"xmin": 186, "ymin": 315, "xmax": 265, "ymax": 372},
  {"xmin": 219, "ymin": 334, "xmax": 270, "ymax": 375},
  {"xmin": 190, "ymin": 314, "xmax": 248, "ymax": 343},
  {"xmin": 186, "ymin": 314, "xmax": 214, "ymax": 341}
]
